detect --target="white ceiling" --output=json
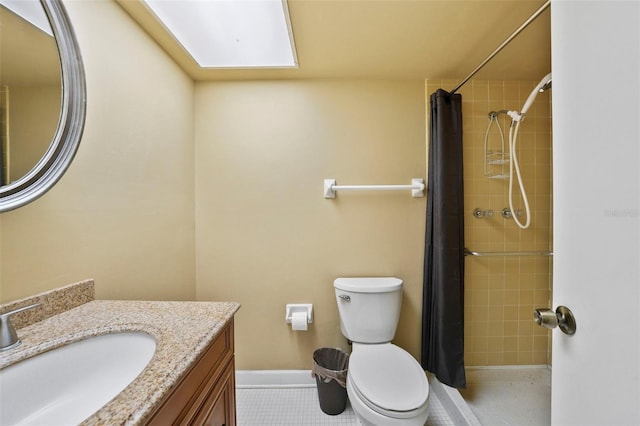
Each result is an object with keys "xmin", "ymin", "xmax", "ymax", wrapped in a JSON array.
[
  {"xmin": 1, "ymin": 1, "xmax": 552, "ymax": 86},
  {"xmin": 118, "ymin": 0, "xmax": 552, "ymax": 82}
]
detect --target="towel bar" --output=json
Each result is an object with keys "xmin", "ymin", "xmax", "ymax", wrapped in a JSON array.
[
  {"xmin": 324, "ymin": 178, "xmax": 425, "ymax": 199},
  {"xmin": 464, "ymin": 248, "xmax": 553, "ymax": 257}
]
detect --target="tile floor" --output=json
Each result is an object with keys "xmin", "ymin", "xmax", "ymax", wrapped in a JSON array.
[
  {"xmin": 236, "ymin": 367, "xmax": 551, "ymax": 425},
  {"xmin": 236, "ymin": 386, "xmax": 455, "ymax": 426}
]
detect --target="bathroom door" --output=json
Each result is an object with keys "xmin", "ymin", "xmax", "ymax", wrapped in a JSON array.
[{"xmin": 550, "ymin": 1, "xmax": 640, "ymax": 425}]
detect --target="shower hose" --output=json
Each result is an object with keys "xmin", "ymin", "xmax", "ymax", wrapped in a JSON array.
[{"xmin": 508, "ymin": 119, "xmax": 531, "ymax": 229}]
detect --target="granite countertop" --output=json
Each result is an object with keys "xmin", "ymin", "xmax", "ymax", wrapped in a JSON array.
[{"xmin": 0, "ymin": 281, "xmax": 240, "ymax": 425}]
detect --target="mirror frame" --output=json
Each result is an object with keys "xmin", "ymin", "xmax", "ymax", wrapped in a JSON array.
[{"xmin": 0, "ymin": 0, "xmax": 86, "ymax": 212}]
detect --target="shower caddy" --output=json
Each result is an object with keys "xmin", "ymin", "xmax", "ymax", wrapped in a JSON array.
[{"xmin": 483, "ymin": 110, "xmax": 511, "ymax": 179}]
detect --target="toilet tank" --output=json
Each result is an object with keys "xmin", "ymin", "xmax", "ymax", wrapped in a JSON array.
[{"xmin": 334, "ymin": 277, "xmax": 403, "ymax": 344}]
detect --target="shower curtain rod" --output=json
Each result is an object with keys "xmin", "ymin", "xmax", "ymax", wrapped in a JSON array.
[{"xmin": 450, "ymin": 0, "xmax": 550, "ymax": 94}]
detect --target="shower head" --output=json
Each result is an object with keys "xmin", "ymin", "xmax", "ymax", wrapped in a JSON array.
[
  {"xmin": 520, "ymin": 73, "xmax": 552, "ymax": 116},
  {"xmin": 541, "ymin": 78, "xmax": 552, "ymax": 92}
]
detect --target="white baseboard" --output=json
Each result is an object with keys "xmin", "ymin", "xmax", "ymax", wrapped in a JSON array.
[{"xmin": 236, "ymin": 370, "xmax": 316, "ymax": 389}]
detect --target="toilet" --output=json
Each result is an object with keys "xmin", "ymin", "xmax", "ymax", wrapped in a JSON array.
[{"xmin": 334, "ymin": 277, "xmax": 430, "ymax": 426}]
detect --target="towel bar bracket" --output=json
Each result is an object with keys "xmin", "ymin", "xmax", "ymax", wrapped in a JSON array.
[{"xmin": 324, "ymin": 179, "xmax": 337, "ymax": 199}]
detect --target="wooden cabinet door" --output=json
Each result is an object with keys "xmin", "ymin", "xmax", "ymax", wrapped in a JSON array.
[
  {"xmin": 192, "ymin": 360, "xmax": 236, "ymax": 426},
  {"xmin": 146, "ymin": 320, "xmax": 236, "ymax": 426}
]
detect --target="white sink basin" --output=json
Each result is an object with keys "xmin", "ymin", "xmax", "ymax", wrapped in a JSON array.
[{"xmin": 0, "ymin": 332, "xmax": 156, "ymax": 425}]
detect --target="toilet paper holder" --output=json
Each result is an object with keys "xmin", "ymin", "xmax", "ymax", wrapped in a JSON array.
[{"xmin": 285, "ymin": 304, "xmax": 313, "ymax": 325}]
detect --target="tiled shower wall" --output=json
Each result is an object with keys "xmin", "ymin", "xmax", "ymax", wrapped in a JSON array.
[{"xmin": 426, "ymin": 79, "xmax": 553, "ymax": 366}]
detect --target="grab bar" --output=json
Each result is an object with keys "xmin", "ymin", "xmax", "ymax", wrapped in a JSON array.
[
  {"xmin": 324, "ymin": 178, "xmax": 425, "ymax": 199},
  {"xmin": 465, "ymin": 248, "xmax": 553, "ymax": 257}
]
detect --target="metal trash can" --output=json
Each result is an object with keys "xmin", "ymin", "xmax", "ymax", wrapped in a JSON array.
[{"xmin": 311, "ymin": 347, "xmax": 349, "ymax": 415}]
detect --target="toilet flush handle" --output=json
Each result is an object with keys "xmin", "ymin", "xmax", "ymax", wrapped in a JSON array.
[{"xmin": 338, "ymin": 294, "xmax": 351, "ymax": 302}]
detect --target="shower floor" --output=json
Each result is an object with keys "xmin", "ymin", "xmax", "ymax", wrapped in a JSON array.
[{"xmin": 459, "ymin": 366, "xmax": 551, "ymax": 426}]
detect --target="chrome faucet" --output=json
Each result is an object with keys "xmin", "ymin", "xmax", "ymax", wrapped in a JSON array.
[{"xmin": 0, "ymin": 303, "xmax": 40, "ymax": 351}]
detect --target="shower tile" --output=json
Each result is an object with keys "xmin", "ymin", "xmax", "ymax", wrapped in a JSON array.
[
  {"xmin": 503, "ymin": 324, "xmax": 518, "ymax": 340},
  {"xmin": 487, "ymin": 352, "xmax": 503, "ymax": 365},
  {"xmin": 503, "ymin": 84, "xmax": 521, "ymax": 102},
  {"xmin": 533, "ymin": 289, "xmax": 550, "ymax": 305},
  {"xmin": 502, "ymin": 334, "xmax": 518, "ymax": 352},
  {"xmin": 488, "ymin": 289, "xmax": 505, "ymax": 305},
  {"xmin": 471, "ymin": 259, "xmax": 490, "ymax": 275},
  {"xmin": 518, "ymin": 304, "xmax": 534, "ymax": 321},
  {"xmin": 533, "ymin": 335, "xmax": 549, "ymax": 351},
  {"xmin": 518, "ymin": 320, "xmax": 534, "ymax": 336},
  {"xmin": 520, "ymin": 231, "xmax": 535, "ymax": 244},
  {"xmin": 532, "ymin": 351, "xmax": 548, "ymax": 364},
  {"xmin": 487, "ymin": 276, "xmax": 505, "ymax": 290},
  {"xmin": 459, "ymin": 78, "xmax": 552, "ymax": 367},
  {"xmin": 488, "ymin": 83, "xmax": 504, "ymax": 99},
  {"xmin": 504, "ymin": 290, "xmax": 520, "ymax": 306},
  {"xmin": 503, "ymin": 351, "xmax": 518, "ymax": 364},
  {"xmin": 471, "ymin": 306, "xmax": 489, "ymax": 322},
  {"xmin": 471, "ymin": 116, "xmax": 488, "ymax": 132},
  {"xmin": 487, "ymin": 100, "xmax": 504, "ymax": 112},
  {"xmin": 487, "ymin": 321, "xmax": 503, "ymax": 337},
  {"xmin": 470, "ymin": 321, "xmax": 489, "ymax": 337},
  {"xmin": 487, "ymin": 336, "xmax": 504, "ymax": 350},
  {"xmin": 518, "ymin": 336, "xmax": 534, "ymax": 351},
  {"xmin": 471, "ymin": 289, "xmax": 489, "ymax": 306},
  {"xmin": 534, "ymin": 117, "xmax": 552, "ymax": 133},
  {"xmin": 471, "ymin": 100, "xmax": 490, "ymax": 115},
  {"xmin": 533, "ymin": 325, "xmax": 549, "ymax": 337},
  {"xmin": 519, "ymin": 289, "xmax": 534, "ymax": 304},
  {"xmin": 517, "ymin": 352, "xmax": 534, "ymax": 364},
  {"xmin": 519, "ymin": 274, "xmax": 536, "ymax": 290},
  {"xmin": 469, "ymin": 352, "xmax": 489, "ymax": 365},
  {"xmin": 487, "ymin": 306, "xmax": 504, "ymax": 322},
  {"xmin": 504, "ymin": 277, "xmax": 520, "ymax": 291},
  {"xmin": 472, "ymin": 336, "xmax": 489, "ymax": 352}
]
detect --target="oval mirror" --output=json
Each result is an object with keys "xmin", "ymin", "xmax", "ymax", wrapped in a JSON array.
[{"xmin": 0, "ymin": 0, "xmax": 86, "ymax": 212}]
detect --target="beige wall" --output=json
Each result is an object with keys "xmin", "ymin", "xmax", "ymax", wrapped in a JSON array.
[
  {"xmin": 194, "ymin": 80, "xmax": 426, "ymax": 369},
  {"xmin": 8, "ymin": 85, "xmax": 61, "ymax": 181},
  {"xmin": 0, "ymin": 0, "xmax": 195, "ymax": 302},
  {"xmin": 0, "ymin": 0, "xmax": 554, "ymax": 371},
  {"xmin": 426, "ymin": 79, "xmax": 553, "ymax": 366}
]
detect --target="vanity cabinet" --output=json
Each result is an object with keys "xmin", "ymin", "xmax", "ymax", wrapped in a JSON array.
[{"xmin": 147, "ymin": 319, "xmax": 236, "ymax": 426}]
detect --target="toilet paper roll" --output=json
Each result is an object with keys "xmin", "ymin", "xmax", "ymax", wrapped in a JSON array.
[{"xmin": 291, "ymin": 311, "xmax": 308, "ymax": 331}]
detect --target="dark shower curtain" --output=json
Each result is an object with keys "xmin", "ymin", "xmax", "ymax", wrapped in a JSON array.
[{"xmin": 421, "ymin": 89, "xmax": 466, "ymax": 389}]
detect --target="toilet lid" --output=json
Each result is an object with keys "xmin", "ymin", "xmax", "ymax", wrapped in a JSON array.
[
  {"xmin": 349, "ymin": 344, "xmax": 429, "ymax": 413},
  {"xmin": 334, "ymin": 277, "xmax": 402, "ymax": 293}
]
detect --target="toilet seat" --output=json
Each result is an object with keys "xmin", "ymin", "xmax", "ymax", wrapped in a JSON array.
[{"xmin": 348, "ymin": 344, "xmax": 429, "ymax": 419}]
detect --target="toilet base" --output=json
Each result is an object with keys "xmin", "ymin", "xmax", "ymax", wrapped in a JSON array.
[{"xmin": 347, "ymin": 377, "xmax": 430, "ymax": 426}]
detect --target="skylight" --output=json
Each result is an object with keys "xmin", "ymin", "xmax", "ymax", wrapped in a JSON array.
[{"xmin": 143, "ymin": 0, "xmax": 298, "ymax": 69}]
